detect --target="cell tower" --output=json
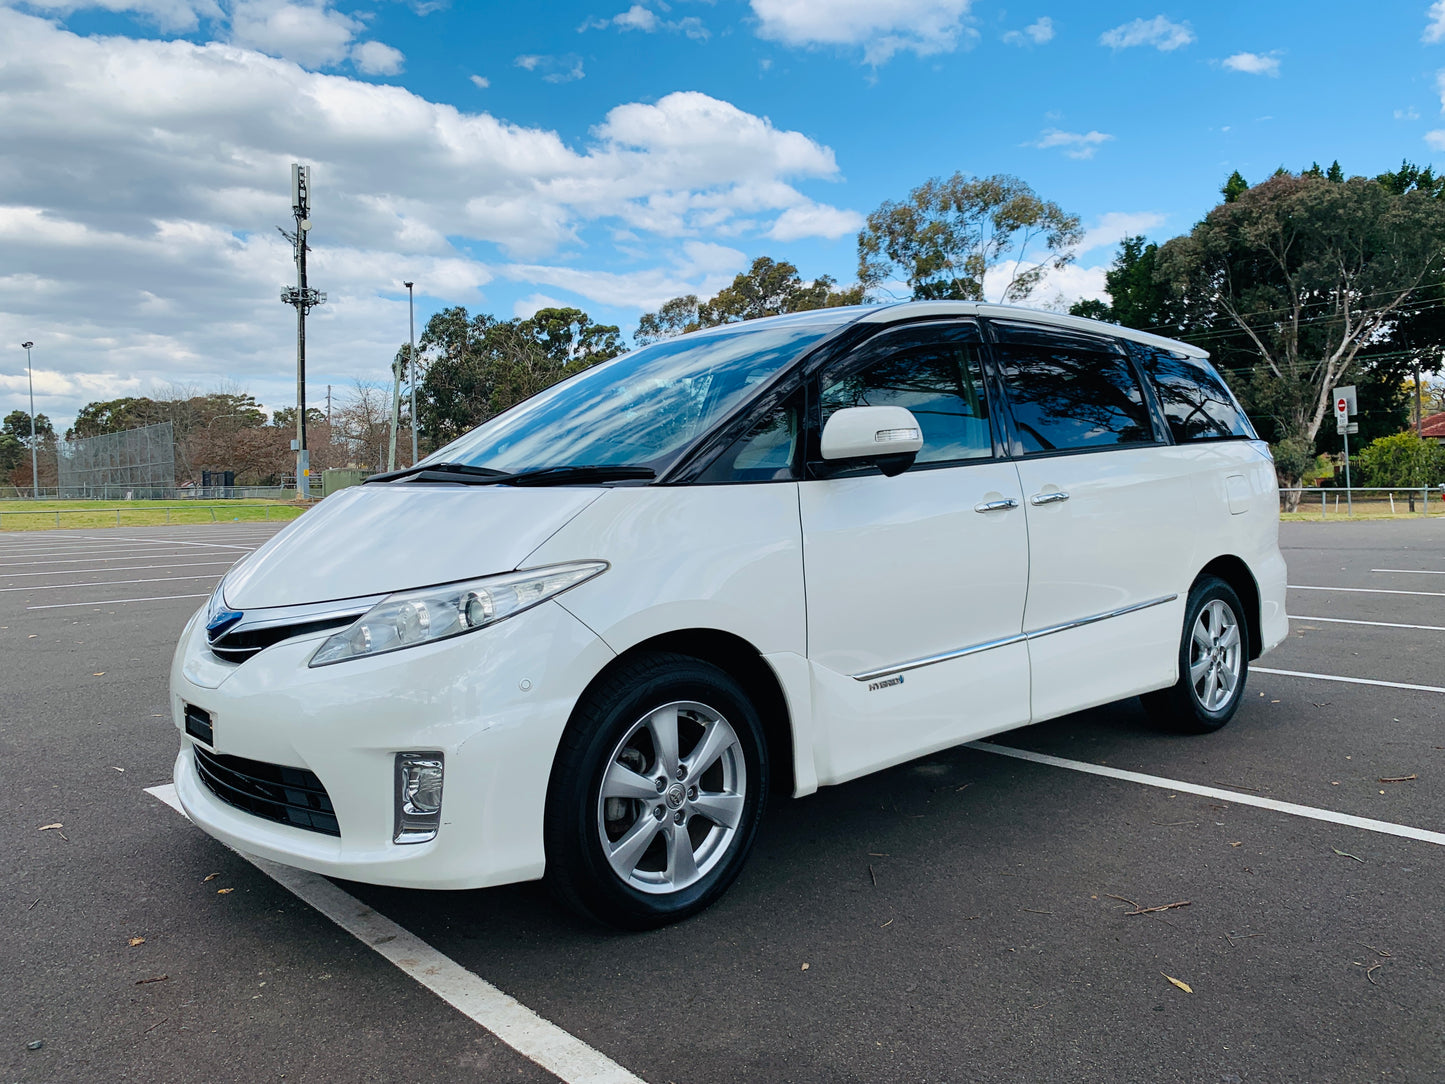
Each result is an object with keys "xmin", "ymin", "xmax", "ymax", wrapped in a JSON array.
[{"xmin": 279, "ymin": 163, "xmax": 327, "ymax": 498}]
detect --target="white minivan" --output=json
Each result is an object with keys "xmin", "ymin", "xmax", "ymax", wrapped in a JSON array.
[{"xmin": 171, "ymin": 302, "xmax": 1288, "ymax": 927}]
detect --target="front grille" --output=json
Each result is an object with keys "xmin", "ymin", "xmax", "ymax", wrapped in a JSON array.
[
  {"xmin": 208, "ymin": 617, "xmax": 354, "ymax": 664},
  {"xmin": 193, "ymin": 746, "xmax": 340, "ymax": 836}
]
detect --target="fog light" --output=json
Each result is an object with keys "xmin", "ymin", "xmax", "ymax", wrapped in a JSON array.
[{"xmin": 394, "ymin": 752, "xmax": 444, "ymax": 844}]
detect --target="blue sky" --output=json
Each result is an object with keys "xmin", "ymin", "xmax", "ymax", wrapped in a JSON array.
[{"xmin": 3, "ymin": 0, "xmax": 1444, "ymax": 429}]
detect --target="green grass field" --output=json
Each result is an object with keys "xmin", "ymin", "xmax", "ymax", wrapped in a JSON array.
[{"xmin": 0, "ymin": 499, "xmax": 309, "ymax": 531}]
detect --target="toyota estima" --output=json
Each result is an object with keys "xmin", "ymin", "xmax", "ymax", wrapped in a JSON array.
[{"xmin": 171, "ymin": 302, "xmax": 1287, "ymax": 928}]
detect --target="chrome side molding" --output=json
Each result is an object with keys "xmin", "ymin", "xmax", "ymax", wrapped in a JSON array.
[{"xmin": 851, "ymin": 593, "xmax": 1180, "ymax": 682}]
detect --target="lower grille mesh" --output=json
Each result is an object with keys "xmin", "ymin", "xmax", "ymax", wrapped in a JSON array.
[{"xmin": 194, "ymin": 746, "xmax": 340, "ymax": 837}]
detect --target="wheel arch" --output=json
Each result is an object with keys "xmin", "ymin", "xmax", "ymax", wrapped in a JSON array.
[
  {"xmin": 567, "ymin": 628, "xmax": 798, "ymax": 800},
  {"xmin": 1197, "ymin": 555, "xmax": 1263, "ymax": 659}
]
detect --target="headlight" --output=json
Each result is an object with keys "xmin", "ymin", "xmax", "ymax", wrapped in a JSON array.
[{"xmin": 308, "ymin": 561, "xmax": 607, "ymax": 667}]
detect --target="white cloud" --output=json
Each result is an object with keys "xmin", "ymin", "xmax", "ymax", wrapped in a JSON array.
[
  {"xmin": 613, "ymin": 4, "xmax": 658, "ymax": 31},
  {"xmin": 0, "ymin": 9, "xmax": 861, "ymax": 425},
  {"xmin": 352, "ymin": 40, "xmax": 404, "ymax": 76},
  {"xmin": 228, "ymin": 0, "xmax": 361, "ymax": 68},
  {"xmin": 1078, "ymin": 211, "xmax": 1166, "ymax": 255},
  {"xmin": 581, "ymin": 5, "xmax": 711, "ymax": 39},
  {"xmin": 1221, "ymin": 51, "xmax": 1280, "ymax": 76},
  {"xmin": 1099, "ymin": 15, "xmax": 1194, "ymax": 51},
  {"xmin": 513, "ymin": 293, "xmax": 566, "ymax": 319},
  {"xmin": 1396, "ymin": 106, "xmax": 1420, "ymax": 120},
  {"xmin": 515, "ymin": 53, "xmax": 585, "ymax": 82},
  {"xmin": 768, "ymin": 202, "xmax": 864, "ymax": 241},
  {"xmin": 750, "ymin": 0, "xmax": 976, "ymax": 64},
  {"xmin": 1028, "ymin": 127, "xmax": 1115, "ymax": 159},
  {"xmin": 6, "ymin": 0, "xmax": 221, "ymax": 33},
  {"xmin": 1425, "ymin": 0, "xmax": 1445, "ymax": 43},
  {"xmin": 1425, "ymin": 130, "xmax": 1445, "ymax": 150},
  {"xmin": 469, "ymin": 74, "xmax": 490, "ymax": 89},
  {"xmin": 1002, "ymin": 16, "xmax": 1053, "ymax": 46}
]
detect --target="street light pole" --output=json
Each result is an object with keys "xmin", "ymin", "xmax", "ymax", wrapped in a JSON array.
[
  {"xmin": 405, "ymin": 281, "xmax": 418, "ymax": 465},
  {"xmin": 20, "ymin": 341, "xmax": 38, "ymax": 499}
]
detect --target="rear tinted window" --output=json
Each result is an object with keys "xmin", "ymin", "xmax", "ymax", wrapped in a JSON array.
[
  {"xmin": 1137, "ymin": 347, "xmax": 1256, "ymax": 442},
  {"xmin": 992, "ymin": 324, "xmax": 1154, "ymax": 454}
]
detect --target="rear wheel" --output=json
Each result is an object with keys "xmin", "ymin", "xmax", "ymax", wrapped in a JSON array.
[
  {"xmin": 1143, "ymin": 576, "xmax": 1249, "ymax": 733},
  {"xmin": 544, "ymin": 653, "xmax": 768, "ymax": 929}
]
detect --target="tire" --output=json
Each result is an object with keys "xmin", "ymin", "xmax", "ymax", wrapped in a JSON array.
[
  {"xmin": 1142, "ymin": 575, "xmax": 1250, "ymax": 734},
  {"xmin": 544, "ymin": 652, "xmax": 768, "ymax": 929}
]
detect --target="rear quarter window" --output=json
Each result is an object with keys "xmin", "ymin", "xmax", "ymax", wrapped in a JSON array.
[{"xmin": 1137, "ymin": 346, "xmax": 1256, "ymax": 442}]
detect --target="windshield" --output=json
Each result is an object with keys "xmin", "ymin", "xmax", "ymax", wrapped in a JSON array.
[{"xmin": 425, "ymin": 308, "xmax": 855, "ymax": 476}]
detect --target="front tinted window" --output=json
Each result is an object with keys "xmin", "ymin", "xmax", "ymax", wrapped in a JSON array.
[
  {"xmin": 993, "ymin": 324, "xmax": 1154, "ymax": 454},
  {"xmin": 696, "ymin": 389, "xmax": 803, "ymax": 483},
  {"xmin": 819, "ymin": 323, "xmax": 992, "ymax": 464},
  {"xmin": 1138, "ymin": 347, "xmax": 1256, "ymax": 442},
  {"xmin": 427, "ymin": 310, "xmax": 847, "ymax": 475}
]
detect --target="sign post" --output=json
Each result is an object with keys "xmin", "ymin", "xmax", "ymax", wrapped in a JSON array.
[{"xmin": 1333, "ymin": 386, "xmax": 1355, "ymax": 516}]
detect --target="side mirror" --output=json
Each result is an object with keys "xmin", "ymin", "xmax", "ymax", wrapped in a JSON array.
[{"xmin": 819, "ymin": 406, "xmax": 923, "ymax": 477}]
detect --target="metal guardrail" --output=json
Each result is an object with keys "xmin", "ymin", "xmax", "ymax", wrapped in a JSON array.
[
  {"xmin": 1280, "ymin": 486, "xmax": 1444, "ymax": 517},
  {"xmin": 0, "ymin": 504, "xmax": 303, "ymax": 528}
]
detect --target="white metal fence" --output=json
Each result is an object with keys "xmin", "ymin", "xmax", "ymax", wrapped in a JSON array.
[{"xmin": 1280, "ymin": 486, "xmax": 1444, "ymax": 517}]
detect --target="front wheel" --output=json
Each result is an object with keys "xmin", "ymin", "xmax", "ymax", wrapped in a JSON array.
[
  {"xmin": 1143, "ymin": 576, "xmax": 1249, "ymax": 733},
  {"xmin": 544, "ymin": 653, "xmax": 768, "ymax": 929}
]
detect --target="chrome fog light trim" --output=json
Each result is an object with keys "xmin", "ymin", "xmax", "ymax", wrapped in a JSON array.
[{"xmin": 394, "ymin": 752, "xmax": 444, "ymax": 844}]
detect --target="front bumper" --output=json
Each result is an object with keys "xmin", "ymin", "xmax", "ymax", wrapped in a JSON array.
[{"xmin": 169, "ymin": 598, "xmax": 615, "ymax": 890}]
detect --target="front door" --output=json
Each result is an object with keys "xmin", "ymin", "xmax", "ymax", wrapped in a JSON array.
[{"xmin": 799, "ymin": 320, "xmax": 1032, "ymax": 785}]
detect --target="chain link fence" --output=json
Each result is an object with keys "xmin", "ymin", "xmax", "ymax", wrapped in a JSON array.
[{"xmin": 56, "ymin": 422, "xmax": 176, "ymax": 498}]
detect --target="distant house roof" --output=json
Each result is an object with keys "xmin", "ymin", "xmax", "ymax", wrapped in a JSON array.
[{"xmin": 1422, "ymin": 411, "xmax": 1445, "ymax": 440}]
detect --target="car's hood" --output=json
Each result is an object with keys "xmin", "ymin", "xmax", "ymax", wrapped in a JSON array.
[{"xmin": 222, "ymin": 484, "xmax": 605, "ymax": 609}]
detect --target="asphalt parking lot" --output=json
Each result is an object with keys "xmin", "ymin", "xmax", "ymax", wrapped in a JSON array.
[{"xmin": 3, "ymin": 518, "xmax": 1442, "ymax": 1084}]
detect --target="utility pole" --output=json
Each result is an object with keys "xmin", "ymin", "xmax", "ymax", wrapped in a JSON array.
[
  {"xmin": 1417, "ymin": 357, "xmax": 1425, "ymax": 437},
  {"xmin": 387, "ymin": 346, "xmax": 403, "ymax": 471},
  {"xmin": 326, "ymin": 384, "xmax": 332, "ymax": 427},
  {"xmin": 20, "ymin": 341, "xmax": 38, "ymax": 499},
  {"xmin": 280, "ymin": 164, "xmax": 326, "ymax": 499},
  {"xmin": 406, "ymin": 281, "xmax": 418, "ymax": 466}
]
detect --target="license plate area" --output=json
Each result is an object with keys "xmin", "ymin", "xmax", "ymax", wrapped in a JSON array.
[{"xmin": 184, "ymin": 703, "xmax": 214, "ymax": 747}]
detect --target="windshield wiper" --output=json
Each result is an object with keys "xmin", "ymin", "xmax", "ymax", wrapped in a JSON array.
[
  {"xmin": 502, "ymin": 465, "xmax": 656, "ymax": 487},
  {"xmin": 364, "ymin": 462, "xmax": 656, "ymax": 488},
  {"xmin": 364, "ymin": 462, "xmax": 511, "ymax": 485}
]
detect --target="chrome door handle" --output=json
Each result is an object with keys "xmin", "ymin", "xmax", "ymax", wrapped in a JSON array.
[
  {"xmin": 1030, "ymin": 491, "xmax": 1070, "ymax": 505},
  {"xmin": 973, "ymin": 498, "xmax": 1019, "ymax": 513}
]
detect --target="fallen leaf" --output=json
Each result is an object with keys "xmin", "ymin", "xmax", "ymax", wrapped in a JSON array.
[
  {"xmin": 1162, "ymin": 973, "xmax": 1193, "ymax": 994},
  {"xmin": 801, "ymin": 962, "xmax": 809, "ymax": 971},
  {"xmin": 216, "ymin": 887, "xmax": 234, "ymax": 895},
  {"xmin": 1229, "ymin": 841, "xmax": 1242, "ymax": 847},
  {"xmin": 202, "ymin": 873, "xmax": 220, "ymax": 882},
  {"xmin": 111, "ymin": 766, "xmax": 125, "ymax": 773},
  {"xmin": 93, "ymin": 672, "xmax": 105, "ymax": 677},
  {"xmin": 1332, "ymin": 848, "xmax": 1364, "ymax": 863},
  {"xmin": 128, "ymin": 937, "xmax": 146, "ymax": 947},
  {"xmin": 38, "ymin": 823, "xmax": 63, "ymax": 831}
]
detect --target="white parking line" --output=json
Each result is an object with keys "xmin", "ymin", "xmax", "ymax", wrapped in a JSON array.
[
  {"xmin": 969, "ymin": 742, "xmax": 1445, "ymax": 847},
  {"xmin": 1251, "ymin": 667, "xmax": 1445, "ymax": 695},
  {"xmin": 1290, "ymin": 615, "xmax": 1445, "ymax": 632},
  {"xmin": 77, "ymin": 534, "xmax": 270, "ymax": 552},
  {"xmin": 1, "ymin": 561, "xmax": 239, "ymax": 578},
  {"xmin": 26, "ymin": 592, "xmax": 210, "ymax": 609},
  {"xmin": 0, "ymin": 553, "xmax": 247, "ymax": 567},
  {"xmin": 144, "ymin": 784, "xmax": 645, "ymax": 1084},
  {"xmin": 1288, "ymin": 584, "xmax": 1445, "ymax": 598},
  {"xmin": 1371, "ymin": 568, "xmax": 1445, "ymax": 575},
  {"xmin": 0, "ymin": 573, "xmax": 222, "ymax": 593}
]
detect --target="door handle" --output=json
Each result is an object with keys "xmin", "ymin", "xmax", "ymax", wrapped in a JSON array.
[
  {"xmin": 973, "ymin": 498, "xmax": 1019, "ymax": 513},
  {"xmin": 1030, "ymin": 491, "xmax": 1070, "ymax": 506}
]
